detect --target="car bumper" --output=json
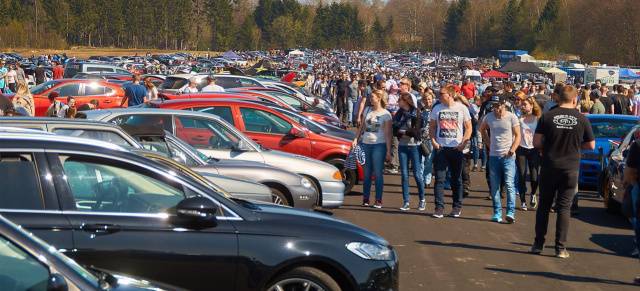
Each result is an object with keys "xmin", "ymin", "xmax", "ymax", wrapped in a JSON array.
[
  {"xmin": 318, "ymin": 180, "xmax": 345, "ymax": 208},
  {"xmin": 288, "ymin": 185, "xmax": 317, "ymax": 210},
  {"xmin": 350, "ymin": 256, "xmax": 399, "ymax": 290},
  {"xmin": 579, "ymin": 160, "xmax": 601, "ymax": 185}
]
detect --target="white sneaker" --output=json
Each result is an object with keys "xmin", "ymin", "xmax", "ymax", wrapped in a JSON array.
[{"xmin": 399, "ymin": 203, "xmax": 410, "ymax": 211}]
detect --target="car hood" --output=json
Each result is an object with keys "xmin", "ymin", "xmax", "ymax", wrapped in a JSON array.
[
  {"xmin": 198, "ymin": 172, "xmax": 270, "ymax": 195},
  {"xmin": 245, "ymin": 202, "xmax": 388, "ymax": 245}
]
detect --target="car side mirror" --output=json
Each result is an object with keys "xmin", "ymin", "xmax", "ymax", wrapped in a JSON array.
[
  {"xmin": 176, "ymin": 197, "xmax": 218, "ymax": 224},
  {"xmin": 287, "ymin": 127, "xmax": 305, "ymax": 138},
  {"xmin": 172, "ymin": 154, "xmax": 187, "ymax": 165},
  {"xmin": 47, "ymin": 274, "xmax": 68, "ymax": 291},
  {"xmin": 231, "ymin": 140, "xmax": 250, "ymax": 151},
  {"xmin": 623, "ymin": 149, "xmax": 629, "ymax": 158}
]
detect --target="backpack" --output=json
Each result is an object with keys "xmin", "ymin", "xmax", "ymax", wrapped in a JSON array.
[{"xmin": 45, "ymin": 100, "xmax": 63, "ymax": 117}]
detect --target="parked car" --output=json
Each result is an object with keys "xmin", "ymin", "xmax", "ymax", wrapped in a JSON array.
[
  {"xmin": 120, "ymin": 124, "xmax": 317, "ymax": 209},
  {"xmin": 153, "ymin": 99, "xmax": 361, "ymax": 193},
  {"xmin": 600, "ymin": 124, "xmax": 640, "ymax": 213},
  {"xmin": 4, "ymin": 79, "xmax": 126, "ymax": 116},
  {"xmin": 64, "ymin": 62, "xmax": 130, "ymax": 78},
  {"xmin": 79, "ymin": 108, "xmax": 346, "ymax": 208},
  {"xmin": 0, "ymin": 131, "xmax": 398, "ymax": 291},
  {"xmin": 158, "ymin": 74, "xmax": 266, "ymax": 94},
  {"xmin": 0, "ymin": 214, "xmax": 179, "ymax": 290},
  {"xmin": 580, "ymin": 115, "xmax": 637, "ymax": 185}
]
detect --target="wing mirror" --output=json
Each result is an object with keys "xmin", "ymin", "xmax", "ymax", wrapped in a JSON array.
[
  {"xmin": 176, "ymin": 197, "xmax": 218, "ymax": 225},
  {"xmin": 47, "ymin": 274, "xmax": 68, "ymax": 291},
  {"xmin": 231, "ymin": 140, "xmax": 251, "ymax": 151},
  {"xmin": 287, "ymin": 127, "xmax": 305, "ymax": 138}
]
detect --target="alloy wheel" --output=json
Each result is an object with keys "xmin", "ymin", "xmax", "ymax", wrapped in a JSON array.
[{"xmin": 266, "ymin": 278, "xmax": 325, "ymax": 291}]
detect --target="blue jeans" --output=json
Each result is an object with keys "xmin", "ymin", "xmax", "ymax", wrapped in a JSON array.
[
  {"xmin": 433, "ymin": 147, "xmax": 464, "ymax": 210},
  {"xmin": 421, "ymin": 140, "xmax": 434, "ymax": 186},
  {"xmin": 471, "ymin": 136, "xmax": 486, "ymax": 167},
  {"xmin": 399, "ymin": 145, "xmax": 425, "ymax": 204},
  {"xmin": 489, "ymin": 156, "xmax": 517, "ymax": 216},
  {"xmin": 347, "ymin": 99, "xmax": 356, "ymax": 124},
  {"xmin": 361, "ymin": 143, "xmax": 387, "ymax": 201}
]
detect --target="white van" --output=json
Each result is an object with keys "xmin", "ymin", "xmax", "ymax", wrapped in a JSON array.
[{"xmin": 463, "ymin": 69, "xmax": 482, "ymax": 83}]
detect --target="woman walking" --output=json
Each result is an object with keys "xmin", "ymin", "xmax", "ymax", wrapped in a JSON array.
[
  {"xmin": 395, "ymin": 92, "xmax": 425, "ymax": 211},
  {"xmin": 143, "ymin": 77, "xmax": 158, "ymax": 103},
  {"xmin": 516, "ymin": 95, "xmax": 542, "ymax": 210},
  {"xmin": 11, "ymin": 81, "xmax": 34, "ymax": 116},
  {"xmin": 421, "ymin": 92, "xmax": 435, "ymax": 188},
  {"xmin": 352, "ymin": 89, "xmax": 392, "ymax": 208}
]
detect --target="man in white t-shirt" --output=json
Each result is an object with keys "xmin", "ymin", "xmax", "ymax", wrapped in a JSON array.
[
  {"xmin": 201, "ymin": 75, "xmax": 225, "ymax": 92},
  {"xmin": 429, "ymin": 84, "xmax": 472, "ymax": 218}
]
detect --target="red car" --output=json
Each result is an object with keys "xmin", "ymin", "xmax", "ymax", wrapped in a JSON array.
[
  {"xmin": 152, "ymin": 99, "xmax": 363, "ymax": 193},
  {"xmin": 6, "ymin": 79, "xmax": 126, "ymax": 116}
]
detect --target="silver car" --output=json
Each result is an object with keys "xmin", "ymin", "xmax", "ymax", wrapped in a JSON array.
[{"xmin": 80, "ymin": 108, "xmax": 345, "ymax": 208}]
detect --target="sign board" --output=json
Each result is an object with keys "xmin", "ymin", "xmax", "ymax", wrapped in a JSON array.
[{"xmin": 584, "ymin": 68, "xmax": 619, "ymax": 85}]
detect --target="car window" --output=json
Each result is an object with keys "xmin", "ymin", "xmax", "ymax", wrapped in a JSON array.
[
  {"xmin": 272, "ymin": 92, "xmax": 302, "ymax": 108},
  {"xmin": 110, "ymin": 114, "xmax": 173, "ymax": 132},
  {"xmin": 86, "ymin": 67, "xmax": 114, "ymax": 73},
  {"xmin": 166, "ymin": 139, "xmax": 200, "ymax": 166},
  {"xmin": 160, "ymin": 77, "xmax": 188, "ymax": 90},
  {"xmin": 81, "ymin": 83, "xmax": 106, "ymax": 96},
  {"xmin": 240, "ymin": 107, "xmax": 292, "ymax": 134},
  {"xmin": 216, "ymin": 78, "xmax": 240, "ymax": 89},
  {"xmin": 239, "ymin": 78, "xmax": 262, "ymax": 87},
  {"xmin": 60, "ymin": 155, "xmax": 185, "ymax": 214},
  {"xmin": 52, "ymin": 129, "xmax": 132, "ymax": 146},
  {"xmin": 590, "ymin": 119, "xmax": 637, "ymax": 139},
  {"xmin": 0, "ymin": 234, "xmax": 50, "ymax": 290},
  {"xmin": 617, "ymin": 125, "xmax": 639, "ymax": 155},
  {"xmin": 0, "ymin": 153, "xmax": 44, "ymax": 210},
  {"xmin": 30, "ymin": 81, "xmax": 61, "ymax": 95},
  {"xmin": 191, "ymin": 106, "xmax": 235, "ymax": 126},
  {"xmin": 50, "ymin": 83, "xmax": 81, "ymax": 96},
  {"xmin": 174, "ymin": 116, "xmax": 240, "ymax": 150}
]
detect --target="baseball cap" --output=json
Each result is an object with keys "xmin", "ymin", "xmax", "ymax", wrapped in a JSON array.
[
  {"xmin": 490, "ymin": 95, "xmax": 507, "ymax": 104},
  {"xmin": 374, "ymin": 74, "xmax": 384, "ymax": 82}
]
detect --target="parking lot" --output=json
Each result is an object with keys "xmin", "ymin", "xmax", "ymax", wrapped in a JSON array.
[{"xmin": 332, "ymin": 170, "xmax": 639, "ymax": 290}]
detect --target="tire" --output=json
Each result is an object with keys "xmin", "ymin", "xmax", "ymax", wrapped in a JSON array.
[
  {"xmin": 266, "ymin": 267, "xmax": 341, "ymax": 291},
  {"xmin": 270, "ymin": 188, "xmax": 291, "ymax": 206},
  {"xmin": 603, "ymin": 175, "xmax": 621, "ymax": 214},
  {"xmin": 326, "ymin": 158, "xmax": 355, "ymax": 194}
]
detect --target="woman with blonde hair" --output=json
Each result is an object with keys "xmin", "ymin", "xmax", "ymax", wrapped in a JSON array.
[
  {"xmin": 352, "ymin": 89, "xmax": 392, "ymax": 208},
  {"xmin": 515, "ymin": 97, "xmax": 542, "ymax": 210},
  {"xmin": 394, "ymin": 92, "xmax": 425, "ymax": 211},
  {"xmin": 12, "ymin": 81, "xmax": 34, "ymax": 116},
  {"xmin": 144, "ymin": 77, "xmax": 158, "ymax": 103}
]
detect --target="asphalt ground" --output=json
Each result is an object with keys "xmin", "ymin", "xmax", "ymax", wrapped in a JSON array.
[{"xmin": 330, "ymin": 166, "xmax": 639, "ymax": 290}]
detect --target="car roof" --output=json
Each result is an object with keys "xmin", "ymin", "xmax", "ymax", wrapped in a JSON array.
[
  {"xmin": 0, "ymin": 117, "xmax": 125, "ymax": 128},
  {"xmin": 0, "ymin": 131, "xmax": 126, "ymax": 151},
  {"xmin": 78, "ymin": 107, "xmax": 226, "ymax": 121}
]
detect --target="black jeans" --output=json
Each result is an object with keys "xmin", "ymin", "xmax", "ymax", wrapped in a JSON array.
[
  {"xmin": 433, "ymin": 147, "xmax": 464, "ymax": 209},
  {"xmin": 515, "ymin": 147, "xmax": 540, "ymax": 203},
  {"xmin": 462, "ymin": 152, "xmax": 471, "ymax": 192},
  {"xmin": 335, "ymin": 96, "xmax": 346, "ymax": 121},
  {"xmin": 535, "ymin": 167, "xmax": 579, "ymax": 249}
]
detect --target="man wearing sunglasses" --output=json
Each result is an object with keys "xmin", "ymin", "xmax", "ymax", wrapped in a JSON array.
[{"xmin": 480, "ymin": 95, "xmax": 521, "ymax": 223}]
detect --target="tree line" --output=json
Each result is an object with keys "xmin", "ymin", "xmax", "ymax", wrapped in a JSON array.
[{"xmin": 0, "ymin": 0, "xmax": 638, "ymax": 65}]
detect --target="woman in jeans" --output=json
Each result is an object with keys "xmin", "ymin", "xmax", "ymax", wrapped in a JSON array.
[
  {"xmin": 516, "ymin": 96, "xmax": 542, "ymax": 210},
  {"xmin": 352, "ymin": 89, "xmax": 392, "ymax": 208},
  {"xmin": 420, "ymin": 92, "xmax": 434, "ymax": 188},
  {"xmin": 394, "ymin": 92, "xmax": 425, "ymax": 211}
]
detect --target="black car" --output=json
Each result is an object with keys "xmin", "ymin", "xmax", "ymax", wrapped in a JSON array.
[
  {"xmin": 600, "ymin": 125, "xmax": 640, "ymax": 213},
  {"xmin": 0, "ymin": 214, "xmax": 178, "ymax": 290},
  {"xmin": 0, "ymin": 132, "xmax": 398, "ymax": 291}
]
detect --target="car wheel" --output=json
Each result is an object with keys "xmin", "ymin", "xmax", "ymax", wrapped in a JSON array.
[
  {"xmin": 603, "ymin": 175, "xmax": 621, "ymax": 214},
  {"xmin": 266, "ymin": 267, "xmax": 341, "ymax": 291},
  {"xmin": 326, "ymin": 158, "xmax": 355, "ymax": 194},
  {"xmin": 270, "ymin": 188, "xmax": 291, "ymax": 206}
]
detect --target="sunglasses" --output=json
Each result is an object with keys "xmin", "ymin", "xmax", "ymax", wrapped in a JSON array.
[
  {"xmin": 399, "ymin": 82, "xmax": 406, "ymax": 86},
  {"xmin": 491, "ymin": 103, "xmax": 503, "ymax": 109}
]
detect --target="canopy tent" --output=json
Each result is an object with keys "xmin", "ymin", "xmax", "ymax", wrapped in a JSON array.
[
  {"xmin": 545, "ymin": 67, "xmax": 567, "ymax": 83},
  {"xmin": 517, "ymin": 54, "xmax": 536, "ymax": 62},
  {"xmin": 498, "ymin": 61, "xmax": 546, "ymax": 74},
  {"xmin": 619, "ymin": 68, "xmax": 640, "ymax": 79},
  {"xmin": 545, "ymin": 67, "xmax": 568, "ymax": 75},
  {"xmin": 481, "ymin": 70, "xmax": 509, "ymax": 78},
  {"xmin": 219, "ymin": 50, "xmax": 242, "ymax": 59},
  {"xmin": 288, "ymin": 50, "xmax": 304, "ymax": 57}
]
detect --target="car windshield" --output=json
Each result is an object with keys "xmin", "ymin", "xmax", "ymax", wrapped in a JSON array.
[
  {"xmin": 160, "ymin": 77, "xmax": 188, "ymax": 89},
  {"xmin": 30, "ymin": 80, "xmax": 61, "ymax": 95},
  {"xmin": 590, "ymin": 119, "xmax": 637, "ymax": 138}
]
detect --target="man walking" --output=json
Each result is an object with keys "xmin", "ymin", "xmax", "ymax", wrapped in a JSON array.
[
  {"xmin": 430, "ymin": 84, "xmax": 472, "ymax": 218},
  {"xmin": 531, "ymin": 85, "xmax": 595, "ymax": 258},
  {"xmin": 121, "ymin": 74, "xmax": 147, "ymax": 107},
  {"xmin": 480, "ymin": 95, "xmax": 521, "ymax": 223}
]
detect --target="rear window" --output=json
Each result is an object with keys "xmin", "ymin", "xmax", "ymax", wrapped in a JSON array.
[
  {"xmin": 160, "ymin": 77, "xmax": 188, "ymax": 90},
  {"xmin": 0, "ymin": 153, "xmax": 44, "ymax": 210},
  {"xmin": 64, "ymin": 67, "xmax": 79, "ymax": 78}
]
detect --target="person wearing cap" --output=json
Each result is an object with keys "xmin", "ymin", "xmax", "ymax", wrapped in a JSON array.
[
  {"xmin": 589, "ymin": 90, "xmax": 605, "ymax": 114},
  {"xmin": 429, "ymin": 84, "xmax": 472, "ymax": 218},
  {"xmin": 182, "ymin": 77, "xmax": 200, "ymax": 93},
  {"xmin": 480, "ymin": 95, "xmax": 521, "ymax": 223},
  {"xmin": 201, "ymin": 74, "xmax": 225, "ymax": 92}
]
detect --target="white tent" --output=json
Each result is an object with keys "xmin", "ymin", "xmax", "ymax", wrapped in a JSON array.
[
  {"xmin": 518, "ymin": 54, "xmax": 536, "ymax": 62},
  {"xmin": 288, "ymin": 50, "xmax": 304, "ymax": 57},
  {"xmin": 546, "ymin": 67, "xmax": 567, "ymax": 83}
]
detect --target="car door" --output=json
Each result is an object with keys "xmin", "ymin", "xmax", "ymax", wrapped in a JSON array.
[
  {"xmin": 49, "ymin": 152, "xmax": 239, "ymax": 291},
  {"xmin": 238, "ymin": 106, "xmax": 312, "ymax": 158},
  {"xmin": 78, "ymin": 83, "xmax": 122, "ymax": 109},
  {"xmin": 0, "ymin": 151, "xmax": 73, "ymax": 251},
  {"xmin": 172, "ymin": 115, "xmax": 265, "ymax": 163}
]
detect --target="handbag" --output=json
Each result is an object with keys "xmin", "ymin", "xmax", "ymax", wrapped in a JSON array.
[{"xmin": 419, "ymin": 141, "xmax": 431, "ymax": 156}]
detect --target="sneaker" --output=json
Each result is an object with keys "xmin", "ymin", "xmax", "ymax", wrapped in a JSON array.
[
  {"xmin": 384, "ymin": 168, "xmax": 398, "ymax": 174},
  {"xmin": 490, "ymin": 213, "xmax": 502, "ymax": 222},
  {"xmin": 418, "ymin": 200, "xmax": 426, "ymax": 211},
  {"xmin": 373, "ymin": 200, "xmax": 382, "ymax": 209},
  {"xmin": 505, "ymin": 212, "xmax": 515, "ymax": 223},
  {"xmin": 550, "ymin": 205, "xmax": 556, "ymax": 213},
  {"xmin": 571, "ymin": 204, "xmax": 579, "ymax": 215},
  {"xmin": 444, "ymin": 184, "xmax": 451, "ymax": 190},
  {"xmin": 530, "ymin": 243, "xmax": 544, "ymax": 254},
  {"xmin": 449, "ymin": 207, "xmax": 461, "ymax": 217},
  {"xmin": 432, "ymin": 208, "xmax": 444, "ymax": 218},
  {"xmin": 556, "ymin": 248, "xmax": 570, "ymax": 258},
  {"xmin": 631, "ymin": 247, "xmax": 639, "ymax": 257},
  {"xmin": 363, "ymin": 198, "xmax": 370, "ymax": 207},
  {"xmin": 472, "ymin": 165, "xmax": 478, "ymax": 172},
  {"xmin": 463, "ymin": 191, "xmax": 470, "ymax": 198},
  {"xmin": 485, "ymin": 195, "xmax": 492, "ymax": 200},
  {"xmin": 399, "ymin": 203, "xmax": 410, "ymax": 211},
  {"xmin": 521, "ymin": 202, "xmax": 528, "ymax": 211},
  {"xmin": 530, "ymin": 195, "xmax": 538, "ymax": 209},
  {"xmin": 480, "ymin": 166, "xmax": 486, "ymax": 172},
  {"xmin": 634, "ymin": 277, "xmax": 640, "ymax": 285}
]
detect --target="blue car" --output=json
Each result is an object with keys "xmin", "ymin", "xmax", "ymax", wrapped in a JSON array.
[{"xmin": 579, "ymin": 114, "xmax": 638, "ymax": 185}]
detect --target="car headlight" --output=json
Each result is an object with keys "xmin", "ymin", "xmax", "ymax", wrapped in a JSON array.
[
  {"xmin": 301, "ymin": 177, "xmax": 312, "ymax": 189},
  {"xmin": 581, "ymin": 152, "xmax": 600, "ymax": 161},
  {"xmin": 346, "ymin": 242, "xmax": 394, "ymax": 261}
]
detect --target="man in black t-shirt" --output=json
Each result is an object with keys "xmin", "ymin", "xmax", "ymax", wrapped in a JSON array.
[
  {"xmin": 530, "ymin": 85, "xmax": 595, "ymax": 258},
  {"xmin": 335, "ymin": 74, "xmax": 348, "ymax": 122},
  {"xmin": 599, "ymin": 85, "xmax": 614, "ymax": 114},
  {"xmin": 34, "ymin": 62, "xmax": 46, "ymax": 85},
  {"xmin": 612, "ymin": 84, "xmax": 631, "ymax": 115}
]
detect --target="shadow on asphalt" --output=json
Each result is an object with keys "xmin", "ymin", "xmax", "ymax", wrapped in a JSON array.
[
  {"xmin": 572, "ymin": 205, "xmax": 632, "ymax": 230},
  {"xmin": 589, "ymin": 234, "xmax": 635, "ymax": 257},
  {"xmin": 485, "ymin": 267, "xmax": 636, "ymax": 286},
  {"xmin": 510, "ymin": 241, "xmax": 629, "ymax": 258},
  {"xmin": 416, "ymin": 240, "xmax": 526, "ymax": 255}
]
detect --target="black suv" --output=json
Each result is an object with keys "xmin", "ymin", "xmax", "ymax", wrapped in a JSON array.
[{"xmin": 0, "ymin": 132, "xmax": 398, "ymax": 291}]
